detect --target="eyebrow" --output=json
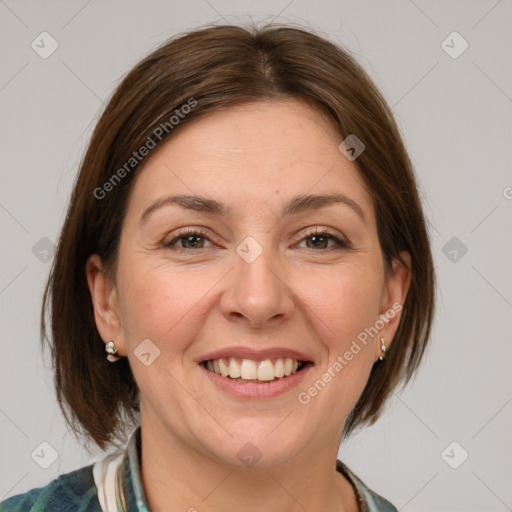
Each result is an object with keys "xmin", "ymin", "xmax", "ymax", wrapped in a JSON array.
[{"xmin": 140, "ymin": 192, "xmax": 366, "ymax": 224}]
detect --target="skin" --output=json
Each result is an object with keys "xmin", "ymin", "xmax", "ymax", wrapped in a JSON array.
[{"xmin": 87, "ymin": 99, "xmax": 410, "ymax": 512}]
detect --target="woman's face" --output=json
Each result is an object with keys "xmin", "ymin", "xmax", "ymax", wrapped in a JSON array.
[{"xmin": 88, "ymin": 99, "xmax": 409, "ymax": 467}]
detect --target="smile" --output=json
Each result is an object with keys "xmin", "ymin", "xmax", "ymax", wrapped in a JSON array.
[{"xmin": 203, "ymin": 357, "xmax": 307, "ymax": 383}]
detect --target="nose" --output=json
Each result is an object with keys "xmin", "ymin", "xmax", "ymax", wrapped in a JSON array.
[{"xmin": 220, "ymin": 240, "xmax": 295, "ymax": 329}]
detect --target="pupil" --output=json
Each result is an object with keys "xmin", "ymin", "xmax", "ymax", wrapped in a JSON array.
[
  {"xmin": 185, "ymin": 236, "xmax": 202, "ymax": 248},
  {"xmin": 308, "ymin": 236, "xmax": 326, "ymax": 249}
]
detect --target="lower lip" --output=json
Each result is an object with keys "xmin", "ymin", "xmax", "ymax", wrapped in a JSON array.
[{"xmin": 198, "ymin": 362, "xmax": 313, "ymax": 399}]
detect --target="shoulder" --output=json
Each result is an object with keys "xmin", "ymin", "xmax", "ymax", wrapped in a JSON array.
[
  {"xmin": 0, "ymin": 464, "xmax": 101, "ymax": 512},
  {"xmin": 337, "ymin": 460, "xmax": 398, "ymax": 512}
]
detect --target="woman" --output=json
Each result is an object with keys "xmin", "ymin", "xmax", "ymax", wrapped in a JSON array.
[{"xmin": 0, "ymin": 23, "xmax": 434, "ymax": 511}]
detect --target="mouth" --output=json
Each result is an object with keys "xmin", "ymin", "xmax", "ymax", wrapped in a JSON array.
[{"xmin": 201, "ymin": 357, "xmax": 312, "ymax": 383}]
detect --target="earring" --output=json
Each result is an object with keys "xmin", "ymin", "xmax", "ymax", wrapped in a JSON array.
[
  {"xmin": 379, "ymin": 337, "xmax": 387, "ymax": 361},
  {"xmin": 105, "ymin": 340, "xmax": 122, "ymax": 363}
]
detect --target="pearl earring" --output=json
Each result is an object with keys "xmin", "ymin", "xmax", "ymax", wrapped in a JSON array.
[
  {"xmin": 379, "ymin": 337, "xmax": 387, "ymax": 361},
  {"xmin": 105, "ymin": 340, "xmax": 122, "ymax": 363}
]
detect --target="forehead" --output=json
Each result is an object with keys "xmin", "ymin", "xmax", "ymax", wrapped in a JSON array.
[{"xmin": 126, "ymin": 100, "xmax": 373, "ymax": 220}]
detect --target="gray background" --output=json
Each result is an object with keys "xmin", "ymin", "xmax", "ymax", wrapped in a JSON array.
[{"xmin": 1, "ymin": 1, "xmax": 511, "ymax": 510}]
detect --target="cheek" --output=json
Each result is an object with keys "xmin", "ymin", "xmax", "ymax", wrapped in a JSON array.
[
  {"xmin": 114, "ymin": 262, "xmax": 214, "ymax": 399},
  {"xmin": 293, "ymin": 264, "xmax": 382, "ymax": 402},
  {"xmin": 297, "ymin": 263, "xmax": 383, "ymax": 345},
  {"xmin": 290, "ymin": 261, "xmax": 382, "ymax": 424},
  {"xmin": 116, "ymin": 259, "xmax": 219, "ymax": 347}
]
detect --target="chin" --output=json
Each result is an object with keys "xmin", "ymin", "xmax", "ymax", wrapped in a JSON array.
[{"xmin": 198, "ymin": 422, "xmax": 309, "ymax": 469}]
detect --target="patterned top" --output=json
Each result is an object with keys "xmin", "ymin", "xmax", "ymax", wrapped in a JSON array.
[{"xmin": 0, "ymin": 427, "xmax": 397, "ymax": 511}]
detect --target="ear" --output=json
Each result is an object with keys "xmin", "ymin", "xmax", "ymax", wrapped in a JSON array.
[
  {"xmin": 373, "ymin": 251, "xmax": 411, "ymax": 361},
  {"xmin": 85, "ymin": 254, "xmax": 126, "ymax": 356}
]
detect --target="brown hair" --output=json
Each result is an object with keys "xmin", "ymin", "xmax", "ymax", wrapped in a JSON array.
[{"xmin": 42, "ymin": 22, "xmax": 435, "ymax": 450}]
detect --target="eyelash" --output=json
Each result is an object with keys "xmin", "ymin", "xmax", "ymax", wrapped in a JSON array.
[{"xmin": 163, "ymin": 227, "xmax": 352, "ymax": 251}]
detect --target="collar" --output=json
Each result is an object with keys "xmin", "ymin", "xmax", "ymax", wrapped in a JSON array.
[{"xmin": 119, "ymin": 426, "xmax": 150, "ymax": 511}]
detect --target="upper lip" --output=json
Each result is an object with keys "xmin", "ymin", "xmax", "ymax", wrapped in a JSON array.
[{"xmin": 197, "ymin": 346, "xmax": 314, "ymax": 364}]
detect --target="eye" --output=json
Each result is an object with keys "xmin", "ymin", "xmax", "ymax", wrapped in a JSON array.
[
  {"xmin": 163, "ymin": 229, "xmax": 214, "ymax": 250},
  {"xmin": 163, "ymin": 227, "xmax": 352, "ymax": 251},
  {"xmin": 296, "ymin": 228, "xmax": 351, "ymax": 250}
]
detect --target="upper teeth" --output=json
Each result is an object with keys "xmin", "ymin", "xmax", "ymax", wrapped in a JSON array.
[{"xmin": 206, "ymin": 357, "xmax": 300, "ymax": 381}]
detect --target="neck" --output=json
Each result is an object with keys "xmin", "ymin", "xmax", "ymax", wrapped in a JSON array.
[{"xmin": 137, "ymin": 415, "xmax": 359, "ymax": 512}]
